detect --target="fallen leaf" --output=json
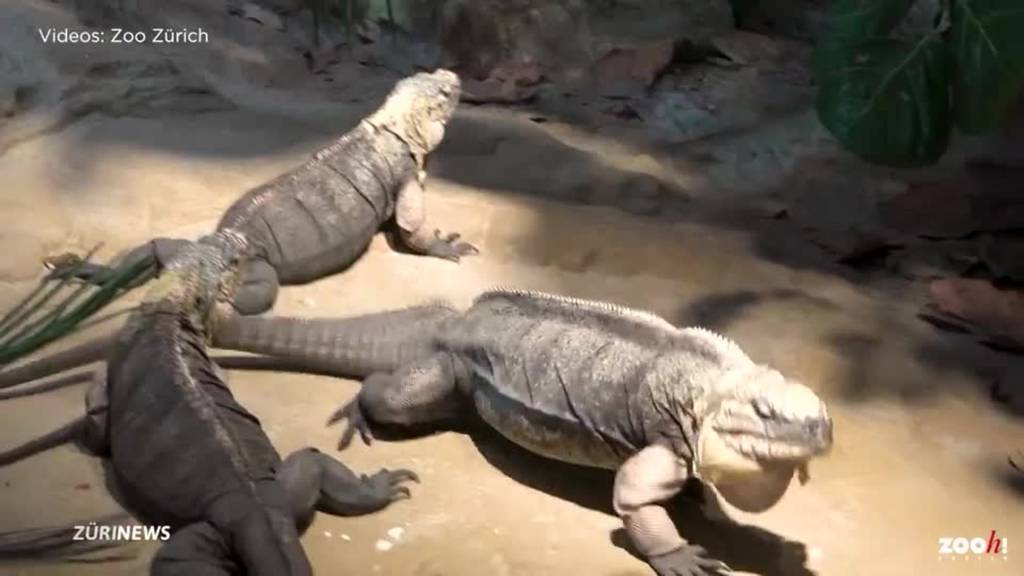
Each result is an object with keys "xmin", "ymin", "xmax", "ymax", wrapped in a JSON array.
[
  {"xmin": 877, "ymin": 178, "xmax": 975, "ymax": 239},
  {"xmin": 920, "ymin": 278, "xmax": 1024, "ymax": 352},
  {"xmin": 809, "ymin": 228, "xmax": 897, "ymax": 267}
]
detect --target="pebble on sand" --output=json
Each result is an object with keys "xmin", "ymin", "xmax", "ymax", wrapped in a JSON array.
[{"xmin": 375, "ymin": 539, "xmax": 394, "ymax": 552}]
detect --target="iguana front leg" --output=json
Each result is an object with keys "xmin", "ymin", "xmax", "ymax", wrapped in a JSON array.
[
  {"xmin": 277, "ymin": 447, "xmax": 418, "ymax": 533},
  {"xmin": 614, "ymin": 445, "xmax": 731, "ymax": 576},
  {"xmin": 395, "ymin": 178, "xmax": 478, "ymax": 262}
]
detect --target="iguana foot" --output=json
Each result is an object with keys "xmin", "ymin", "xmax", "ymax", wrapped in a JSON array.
[
  {"xmin": 314, "ymin": 466, "xmax": 420, "ymax": 517},
  {"xmin": 648, "ymin": 545, "xmax": 732, "ymax": 576},
  {"xmin": 425, "ymin": 230, "xmax": 479, "ymax": 262},
  {"xmin": 328, "ymin": 399, "xmax": 375, "ymax": 450},
  {"xmin": 363, "ymin": 468, "xmax": 420, "ymax": 503}
]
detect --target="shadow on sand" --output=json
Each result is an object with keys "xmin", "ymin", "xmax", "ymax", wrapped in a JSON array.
[{"xmin": 468, "ymin": 426, "xmax": 815, "ymax": 576}]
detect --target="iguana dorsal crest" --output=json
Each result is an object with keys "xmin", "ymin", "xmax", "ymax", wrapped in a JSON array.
[
  {"xmin": 477, "ymin": 288, "xmax": 677, "ymax": 331},
  {"xmin": 678, "ymin": 327, "xmax": 750, "ymax": 364},
  {"xmin": 475, "ymin": 288, "xmax": 742, "ymax": 355}
]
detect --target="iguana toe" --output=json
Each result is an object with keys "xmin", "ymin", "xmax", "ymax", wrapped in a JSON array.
[
  {"xmin": 365, "ymin": 468, "xmax": 418, "ymax": 502},
  {"xmin": 428, "ymin": 229, "xmax": 479, "ymax": 262},
  {"xmin": 649, "ymin": 544, "xmax": 732, "ymax": 576},
  {"xmin": 387, "ymin": 468, "xmax": 420, "ymax": 484},
  {"xmin": 329, "ymin": 400, "xmax": 374, "ymax": 450}
]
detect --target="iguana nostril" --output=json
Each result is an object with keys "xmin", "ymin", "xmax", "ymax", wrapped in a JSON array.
[{"xmin": 806, "ymin": 420, "xmax": 833, "ymax": 445}]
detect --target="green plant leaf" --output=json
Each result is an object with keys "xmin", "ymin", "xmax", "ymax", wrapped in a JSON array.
[
  {"xmin": 950, "ymin": 0, "xmax": 1024, "ymax": 133},
  {"xmin": 816, "ymin": 33, "xmax": 951, "ymax": 166},
  {"xmin": 814, "ymin": 0, "xmax": 917, "ymax": 75}
]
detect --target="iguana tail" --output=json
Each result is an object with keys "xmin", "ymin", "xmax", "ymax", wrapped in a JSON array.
[
  {"xmin": 0, "ymin": 416, "xmax": 87, "ymax": 467},
  {"xmin": 0, "ymin": 513, "xmax": 135, "ymax": 560},
  {"xmin": 0, "ymin": 335, "xmax": 114, "ymax": 390},
  {"xmin": 212, "ymin": 303, "xmax": 458, "ymax": 378}
]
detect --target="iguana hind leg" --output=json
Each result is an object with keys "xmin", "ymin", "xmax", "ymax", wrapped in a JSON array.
[
  {"xmin": 150, "ymin": 522, "xmax": 237, "ymax": 576},
  {"xmin": 277, "ymin": 447, "xmax": 418, "ymax": 533},
  {"xmin": 329, "ymin": 352, "xmax": 466, "ymax": 449},
  {"xmin": 150, "ymin": 450, "xmax": 418, "ymax": 574},
  {"xmin": 230, "ymin": 259, "xmax": 280, "ymax": 315}
]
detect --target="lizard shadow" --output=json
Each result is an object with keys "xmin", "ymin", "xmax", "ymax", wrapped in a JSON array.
[{"xmin": 464, "ymin": 424, "xmax": 815, "ymax": 576}]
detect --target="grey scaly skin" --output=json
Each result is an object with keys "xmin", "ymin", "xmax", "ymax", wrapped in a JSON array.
[
  {"xmin": 0, "ymin": 290, "xmax": 834, "ymax": 573},
  {"xmin": 0, "ymin": 231, "xmax": 418, "ymax": 575},
  {"xmin": 208, "ymin": 289, "xmax": 835, "ymax": 576},
  {"xmin": 47, "ymin": 69, "xmax": 476, "ymax": 316}
]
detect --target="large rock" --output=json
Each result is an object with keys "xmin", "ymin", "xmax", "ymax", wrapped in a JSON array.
[{"xmin": 437, "ymin": 0, "xmax": 733, "ymax": 85}]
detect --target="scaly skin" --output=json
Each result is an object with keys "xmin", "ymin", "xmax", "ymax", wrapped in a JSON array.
[
  {"xmin": 209, "ymin": 289, "xmax": 835, "ymax": 576},
  {"xmin": 47, "ymin": 69, "xmax": 476, "ymax": 316},
  {"xmin": 0, "ymin": 231, "xmax": 418, "ymax": 574},
  {"xmin": 0, "ymin": 289, "xmax": 834, "ymax": 574}
]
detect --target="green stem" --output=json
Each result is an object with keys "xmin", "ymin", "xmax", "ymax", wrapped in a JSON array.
[
  {"xmin": 0, "ymin": 246, "xmax": 101, "ymax": 343},
  {"xmin": 0, "ymin": 256, "xmax": 155, "ymax": 366}
]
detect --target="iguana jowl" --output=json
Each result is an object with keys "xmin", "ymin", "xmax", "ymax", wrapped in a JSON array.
[
  {"xmin": 207, "ymin": 289, "xmax": 835, "ymax": 576},
  {"xmin": 49, "ymin": 69, "xmax": 475, "ymax": 315},
  {"xmin": 0, "ymin": 231, "xmax": 418, "ymax": 575}
]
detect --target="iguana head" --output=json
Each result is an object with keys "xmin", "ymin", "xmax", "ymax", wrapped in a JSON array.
[
  {"xmin": 696, "ymin": 365, "xmax": 832, "ymax": 512},
  {"xmin": 142, "ymin": 230, "xmax": 250, "ymax": 332},
  {"xmin": 368, "ymin": 69, "xmax": 461, "ymax": 158}
]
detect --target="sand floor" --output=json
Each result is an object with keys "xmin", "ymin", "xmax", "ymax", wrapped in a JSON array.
[{"xmin": 0, "ymin": 77, "xmax": 1021, "ymax": 576}]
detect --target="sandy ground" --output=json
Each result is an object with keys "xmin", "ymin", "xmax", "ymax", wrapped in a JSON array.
[{"xmin": 0, "ymin": 41, "xmax": 1022, "ymax": 576}]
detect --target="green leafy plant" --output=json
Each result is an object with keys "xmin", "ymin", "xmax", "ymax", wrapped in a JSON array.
[
  {"xmin": 814, "ymin": 0, "xmax": 1024, "ymax": 167},
  {"xmin": 0, "ymin": 249, "xmax": 155, "ymax": 367}
]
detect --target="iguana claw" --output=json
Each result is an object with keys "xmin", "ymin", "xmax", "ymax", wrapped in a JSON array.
[
  {"xmin": 428, "ymin": 229, "xmax": 479, "ymax": 262},
  {"xmin": 360, "ymin": 468, "xmax": 420, "ymax": 505},
  {"xmin": 649, "ymin": 544, "xmax": 732, "ymax": 576},
  {"xmin": 328, "ymin": 399, "xmax": 374, "ymax": 450}
]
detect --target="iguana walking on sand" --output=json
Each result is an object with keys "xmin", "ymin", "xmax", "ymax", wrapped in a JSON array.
[
  {"xmin": 47, "ymin": 69, "xmax": 476, "ymax": 316},
  {"xmin": 207, "ymin": 290, "xmax": 835, "ymax": 575},
  {"xmin": 0, "ymin": 230, "xmax": 418, "ymax": 575}
]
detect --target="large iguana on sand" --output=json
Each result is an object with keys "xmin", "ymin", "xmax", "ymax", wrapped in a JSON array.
[
  {"xmin": 0, "ymin": 231, "xmax": 418, "ymax": 575},
  {"xmin": 48, "ymin": 69, "xmax": 475, "ymax": 316},
  {"xmin": 211, "ymin": 289, "xmax": 835, "ymax": 575}
]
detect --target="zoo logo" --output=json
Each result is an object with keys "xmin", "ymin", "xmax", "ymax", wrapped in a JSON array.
[{"xmin": 938, "ymin": 530, "xmax": 1008, "ymax": 560}]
